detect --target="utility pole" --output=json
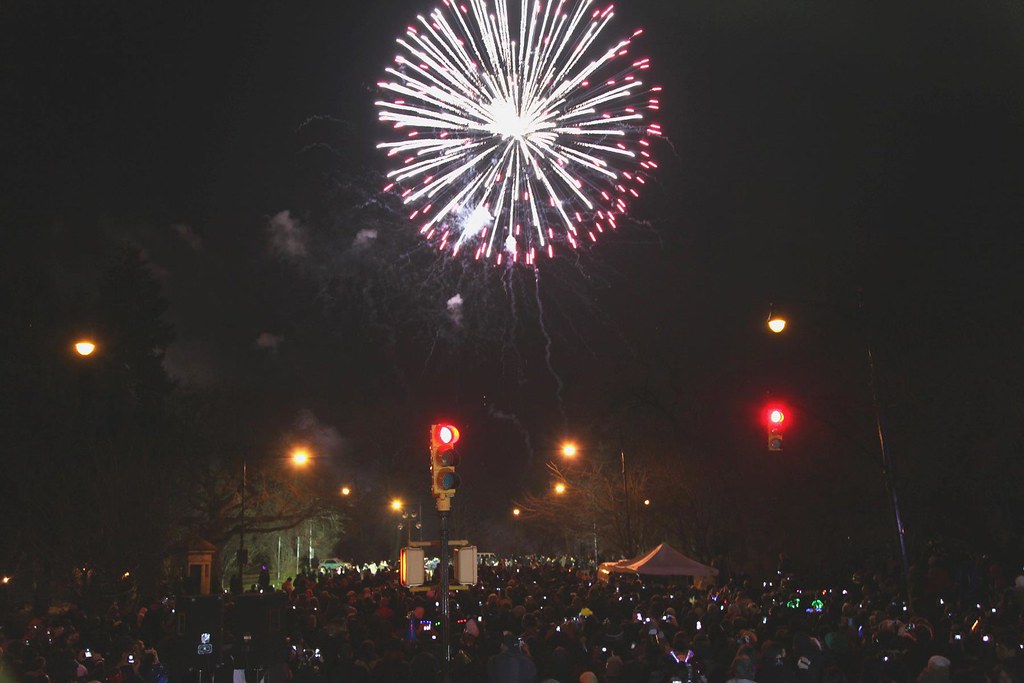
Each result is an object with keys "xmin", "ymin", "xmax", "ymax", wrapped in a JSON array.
[{"xmin": 238, "ymin": 459, "xmax": 247, "ymax": 591}]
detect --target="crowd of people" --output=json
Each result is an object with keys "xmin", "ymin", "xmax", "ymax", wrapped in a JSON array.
[{"xmin": 1, "ymin": 547, "xmax": 1023, "ymax": 683}]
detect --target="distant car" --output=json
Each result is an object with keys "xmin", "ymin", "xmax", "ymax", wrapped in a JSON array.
[{"xmin": 318, "ymin": 558, "xmax": 348, "ymax": 572}]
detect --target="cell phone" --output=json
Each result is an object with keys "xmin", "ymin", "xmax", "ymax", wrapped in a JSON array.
[
  {"xmin": 128, "ymin": 654, "xmax": 135, "ymax": 664},
  {"xmin": 85, "ymin": 649, "xmax": 92, "ymax": 658}
]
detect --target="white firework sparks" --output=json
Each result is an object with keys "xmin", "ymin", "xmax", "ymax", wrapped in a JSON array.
[{"xmin": 377, "ymin": 0, "xmax": 662, "ymax": 266}]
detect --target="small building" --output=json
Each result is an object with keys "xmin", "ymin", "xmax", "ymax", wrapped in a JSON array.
[{"xmin": 185, "ymin": 540, "xmax": 218, "ymax": 595}]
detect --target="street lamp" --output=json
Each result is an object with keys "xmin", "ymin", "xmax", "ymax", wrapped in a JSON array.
[
  {"xmin": 73, "ymin": 340, "xmax": 97, "ymax": 356},
  {"xmin": 290, "ymin": 448, "xmax": 311, "ymax": 467},
  {"xmin": 766, "ymin": 303, "xmax": 787, "ymax": 334},
  {"xmin": 764, "ymin": 300, "xmax": 910, "ymax": 598},
  {"xmin": 239, "ymin": 445, "xmax": 316, "ymax": 591},
  {"xmin": 340, "ymin": 486, "xmax": 351, "ymax": 496},
  {"xmin": 512, "ymin": 508, "xmax": 521, "ymax": 556},
  {"xmin": 391, "ymin": 499, "xmax": 420, "ymax": 550},
  {"xmin": 552, "ymin": 438, "xmax": 636, "ymax": 556},
  {"xmin": 553, "ymin": 482, "xmax": 567, "ymax": 495}
]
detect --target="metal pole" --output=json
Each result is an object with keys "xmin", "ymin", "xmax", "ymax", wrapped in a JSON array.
[
  {"xmin": 866, "ymin": 343, "xmax": 912, "ymax": 601},
  {"xmin": 439, "ymin": 509, "xmax": 451, "ymax": 683},
  {"xmin": 621, "ymin": 448, "xmax": 632, "ymax": 556},
  {"xmin": 238, "ymin": 459, "xmax": 246, "ymax": 591}
]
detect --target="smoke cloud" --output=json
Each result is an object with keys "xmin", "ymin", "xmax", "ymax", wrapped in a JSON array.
[
  {"xmin": 446, "ymin": 294, "xmax": 464, "ymax": 327},
  {"xmin": 268, "ymin": 210, "xmax": 308, "ymax": 258},
  {"xmin": 255, "ymin": 332, "xmax": 284, "ymax": 353}
]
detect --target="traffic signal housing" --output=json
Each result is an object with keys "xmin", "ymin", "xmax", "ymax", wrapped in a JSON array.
[
  {"xmin": 766, "ymin": 406, "xmax": 785, "ymax": 451},
  {"xmin": 400, "ymin": 547, "xmax": 425, "ymax": 587},
  {"xmin": 454, "ymin": 545, "xmax": 478, "ymax": 585},
  {"xmin": 430, "ymin": 423, "xmax": 461, "ymax": 509}
]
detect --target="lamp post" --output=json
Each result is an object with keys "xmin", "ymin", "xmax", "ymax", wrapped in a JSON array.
[
  {"xmin": 238, "ymin": 446, "xmax": 315, "ymax": 591},
  {"xmin": 238, "ymin": 459, "xmax": 248, "ymax": 592},
  {"xmin": 620, "ymin": 446, "xmax": 632, "ymax": 557},
  {"xmin": 559, "ymin": 439, "xmax": 634, "ymax": 558},
  {"xmin": 512, "ymin": 508, "xmax": 521, "ymax": 556},
  {"xmin": 391, "ymin": 498, "xmax": 420, "ymax": 560},
  {"xmin": 766, "ymin": 300, "xmax": 911, "ymax": 600}
]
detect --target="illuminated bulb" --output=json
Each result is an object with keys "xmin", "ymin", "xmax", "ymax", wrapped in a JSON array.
[{"xmin": 74, "ymin": 341, "xmax": 97, "ymax": 356}]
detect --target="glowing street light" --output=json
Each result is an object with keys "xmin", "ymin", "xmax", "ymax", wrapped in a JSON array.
[
  {"xmin": 561, "ymin": 442, "xmax": 578, "ymax": 458},
  {"xmin": 554, "ymin": 482, "xmax": 566, "ymax": 495},
  {"xmin": 512, "ymin": 507, "xmax": 521, "ymax": 517},
  {"xmin": 767, "ymin": 304, "xmax": 787, "ymax": 333},
  {"xmin": 290, "ymin": 448, "xmax": 311, "ymax": 467},
  {"xmin": 340, "ymin": 486, "xmax": 351, "ymax": 496},
  {"xmin": 391, "ymin": 498, "xmax": 404, "ymax": 512},
  {"xmin": 74, "ymin": 340, "xmax": 97, "ymax": 356}
]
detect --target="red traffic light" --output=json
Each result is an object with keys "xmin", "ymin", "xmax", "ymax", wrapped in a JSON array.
[
  {"xmin": 431, "ymin": 423, "xmax": 460, "ymax": 450},
  {"xmin": 764, "ymin": 405, "xmax": 788, "ymax": 426},
  {"xmin": 437, "ymin": 424, "xmax": 459, "ymax": 445},
  {"xmin": 764, "ymin": 404, "xmax": 786, "ymax": 452},
  {"xmin": 430, "ymin": 423, "xmax": 462, "ymax": 508}
]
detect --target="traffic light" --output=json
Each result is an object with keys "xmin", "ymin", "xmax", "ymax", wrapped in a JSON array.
[
  {"xmin": 430, "ymin": 423, "xmax": 461, "ymax": 508},
  {"xmin": 766, "ymin": 406, "xmax": 785, "ymax": 451},
  {"xmin": 400, "ymin": 547, "xmax": 425, "ymax": 587}
]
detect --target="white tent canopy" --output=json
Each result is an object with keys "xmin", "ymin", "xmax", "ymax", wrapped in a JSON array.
[{"xmin": 597, "ymin": 543, "xmax": 718, "ymax": 581}]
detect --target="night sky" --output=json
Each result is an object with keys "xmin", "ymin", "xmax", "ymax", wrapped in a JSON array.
[{"xmin": 4, "ymin": 0, "xmax": 1024, "ymax": 567}]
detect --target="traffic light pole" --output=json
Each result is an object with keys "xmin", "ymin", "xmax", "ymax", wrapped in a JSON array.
[
  {"xmin": 438, "ymin": 509, "xmax": 451, "ymax": 683},
  {"xmin": 866, "ymin": 343, "xmax": 911, "ymax": 603},
  {"xmin": 429, "ymin": 423, "xmax": 461, "ymax": 682}
]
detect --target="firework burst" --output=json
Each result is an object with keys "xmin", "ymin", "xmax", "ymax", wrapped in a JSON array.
[{"xmin": 377, "ymin": 0, "xmax": 662, "ymax": 266}]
